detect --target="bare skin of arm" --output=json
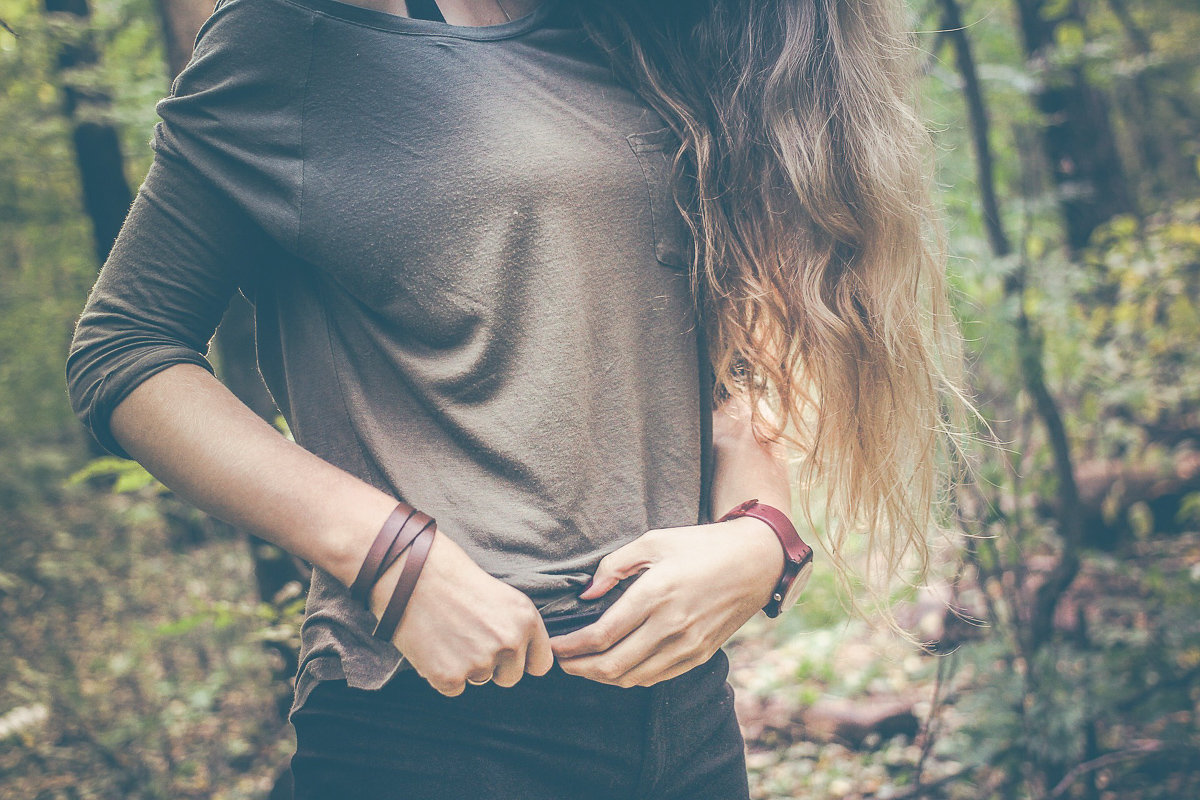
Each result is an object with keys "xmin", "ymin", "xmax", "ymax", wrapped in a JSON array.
[{"xmin": 109, "ymin": 362, "xmax": 553, "ymax": 696}]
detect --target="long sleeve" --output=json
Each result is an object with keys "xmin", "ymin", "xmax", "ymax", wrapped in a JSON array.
[
  {"xmin": 65, "ymin": 154, "xmax": 267, "ymax": 459},
  {"xmin": 64, "ymin": 0, "xmax": 309, "ymax": 459}
]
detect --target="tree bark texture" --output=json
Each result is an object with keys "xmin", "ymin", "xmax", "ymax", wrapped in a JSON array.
[
  {"xmin": 44, "ymin": 0, "xmax": 133, "ymax": 264},
  {"xmin": 1010, "ymin": 0, "xmax": 1136, "ymax": 250}
]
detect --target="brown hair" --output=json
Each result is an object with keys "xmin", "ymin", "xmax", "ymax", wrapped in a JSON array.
[{"xmin": 571, "ymin": 0, "xmax": 972, "ymax": 616}]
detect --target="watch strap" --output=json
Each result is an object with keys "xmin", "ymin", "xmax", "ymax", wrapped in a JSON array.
[
  {"xmin": 718, "ymin": 499, "xmax": 813, "ymax": 618},
  {"xmin": 736, "ymin": 506, "xmax": 812, "ymax": 566}
]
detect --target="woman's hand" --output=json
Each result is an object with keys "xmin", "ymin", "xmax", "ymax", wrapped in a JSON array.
[
  {"xmin": 370, "ymin": 530, "xmax": 555, "ymax": 696},
  {"xmin": 548, "ymin": 517, "xmax": 784, "ymax": 687},
  {"xmin": 550, "ymin": 388, "xmax": 796, "ymax": 688}
]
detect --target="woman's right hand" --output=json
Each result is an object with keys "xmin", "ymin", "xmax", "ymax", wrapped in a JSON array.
[
  {"xmin": 96, "ymin": 365, "xmax": 551, "ymax": 697},
  {"xmin": 369, "ymin": 529, "xmax": 554, "ymax": 696}
]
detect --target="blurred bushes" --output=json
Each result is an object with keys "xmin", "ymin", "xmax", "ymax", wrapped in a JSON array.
[{"xmin": 0, "ymin": 445, "xmax": 296, "ymax": 797}]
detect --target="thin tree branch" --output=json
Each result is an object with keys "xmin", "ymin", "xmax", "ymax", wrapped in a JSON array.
[
  {"xmin": 1049, "ymin": 741, "xmax": 1167, "ymax": 798},
  {"xmin": 938, "ymin": 0, "xmax": 1010, "ymax": 257}
]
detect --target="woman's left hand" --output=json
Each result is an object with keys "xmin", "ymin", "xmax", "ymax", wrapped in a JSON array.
[{"xmin": 549, "ymin": 516, "xmax": 785, "ymax": 687}]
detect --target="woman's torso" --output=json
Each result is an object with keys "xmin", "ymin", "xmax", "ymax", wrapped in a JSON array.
[{"xmin": 156, "ymin": 0, "xmax": 706, "ymax": 710}]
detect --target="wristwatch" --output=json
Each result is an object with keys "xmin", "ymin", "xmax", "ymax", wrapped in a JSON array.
[{"xmin": 718, "ymin": 498, "xmax": 814, "ymax": 618}]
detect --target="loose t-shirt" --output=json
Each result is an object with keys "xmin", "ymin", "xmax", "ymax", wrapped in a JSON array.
[{"xmin": 65, "ymin": 0, "xmax": 714, "ymax": 717}]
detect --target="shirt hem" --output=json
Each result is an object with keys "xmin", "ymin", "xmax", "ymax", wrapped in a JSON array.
[{"xmin": 288, "ymin": 650, "xmax": 413, "ymax": 722}]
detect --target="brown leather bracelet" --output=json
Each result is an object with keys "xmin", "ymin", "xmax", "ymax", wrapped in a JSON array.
[
  {"xmin": 375, "ymin": 509, "xmax": 434, "ymax": 588},
  {"xmin": 373, "ymin": 521, "xmax": 437, "ymax": 642},
  {"xmin": 349, "ymin": 503, "xmax": 414, "ymax": 604}
]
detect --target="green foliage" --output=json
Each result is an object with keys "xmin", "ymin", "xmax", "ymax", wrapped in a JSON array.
[
  {"xmin": 1065, "ymin": 204, "xmax": 1200, "ymax": 456},
  {"xmin": 0, "ymin": 0, "xmax": 167, "ymax": 445},
  {"xmin": 0, "ymin": 0, "xmax": 1199, "ymax": 795},
  {"xmin": 936, "ymin": 533, "xmax": 1200, "ymax": 799},
  {"xmin": 67, "ymin": 455, "xmax": 166, "ymax": 493},
  {"xmin": 0, "ymin": 445, "xmax": 293, "ymax": 799}
]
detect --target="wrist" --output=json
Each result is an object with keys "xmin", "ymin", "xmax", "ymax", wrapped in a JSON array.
[
  {"xmin": 721, "ymin": 516, "xmax": 787, "ymax": 609},
  {"xmin": 718, "ymin": 499, "xmax": 814, "ymax": 617},
  {"xmin": 323, "ymin": 493, "xmax": 412, "ymax": 589},
  {"xmin": 367, "ymin": 542, "xmax": 411, "ymax": 621}
]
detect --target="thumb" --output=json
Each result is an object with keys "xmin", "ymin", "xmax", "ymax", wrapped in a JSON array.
[{"xmin": 579, "ymin": 531, "xmax": 663, "ymax": 601}]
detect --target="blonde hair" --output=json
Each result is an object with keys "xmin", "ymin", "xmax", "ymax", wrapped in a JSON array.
[{"xmin": 575, "ymin": 0, "xmax": 972, "ymax": 617}]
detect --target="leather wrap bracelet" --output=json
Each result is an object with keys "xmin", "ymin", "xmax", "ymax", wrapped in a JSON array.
[
  {"xmin": 350, "ymin": 503, "xmax": 415, "ymax": 604},
  {"xmin": 373, "ymin": 520, "xmax": 437, "ymax": 641},
  {"xmin": 376, "ymin": 509, "xmax": 434, "ymax": 588},
  {"xmin": 350, "ymin": 502, "xmax": 439, "ymax": 643}
]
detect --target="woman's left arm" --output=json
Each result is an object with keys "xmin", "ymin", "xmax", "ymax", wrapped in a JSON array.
[{"xmin": 550, "ymin": 393, "xmax": 794, "ymax": 687}]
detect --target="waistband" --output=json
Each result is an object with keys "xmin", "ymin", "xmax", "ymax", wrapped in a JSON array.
[{"xmin": 540, "ymin": 605, "xmax": 607, "ymax": 637}]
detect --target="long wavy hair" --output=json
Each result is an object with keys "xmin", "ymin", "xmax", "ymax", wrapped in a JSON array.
[{"xmin": 568, "ymin": 0, "xmax": 971, "ymax": 613}]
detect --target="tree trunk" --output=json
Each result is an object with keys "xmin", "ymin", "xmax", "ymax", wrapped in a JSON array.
[
  {"xmin": 154, "ymin": 0, "xmax": 220, "ymax": 76},
  {"xmin": 1104, "ymin": 0, "xmax": 1200, "ymax": 204},
  {"xmin": 1010, "ymin": 0, "xmax": 1137, "ymax": 251},
  {"xmin": 44, "ymin": 0, "xmax": 133, "ymax": 265},
  {"xmin": 942, "ymin": 0, "xmax": 1085, "ymax": 653},
  {"xmin": 46, "ymin": 0, "xmax": 134, "ymax": 456},
  {"xmin": 940, "ymin": 3, "xmax": 1090, "ymax": 792}
]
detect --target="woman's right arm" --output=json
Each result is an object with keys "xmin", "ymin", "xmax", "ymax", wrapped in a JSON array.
[
  {"xmin": 65, "ymin": 0, "xmax": 551, "ymax": 691},
  {"xmin": 105, "ymin": 361, "xmax": 554, "ymax": 695},
  {"xmin": 111, "ymin": 361, "xmax": 400, "ymax": 589}
]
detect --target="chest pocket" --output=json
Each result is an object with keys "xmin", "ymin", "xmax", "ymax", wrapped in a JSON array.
[{"xmin": 627, "ymin": 127, "xmax": 696, "ymax": 272}]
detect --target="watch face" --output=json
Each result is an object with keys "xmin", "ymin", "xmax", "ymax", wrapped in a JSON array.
[{"xmin": 780, "ymin": 560, "xmax": 814, "ymax": 612}]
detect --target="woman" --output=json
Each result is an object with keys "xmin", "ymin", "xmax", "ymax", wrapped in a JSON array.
[{"xmin": 66, "ymin": 0, "xmax": 963, "ymax": 796}]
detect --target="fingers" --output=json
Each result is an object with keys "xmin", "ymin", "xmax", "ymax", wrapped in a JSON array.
[
  {"xmin": 612, "ymin": 642, "xmax": 708, "ymax": 688},
  {"xmin": 490, "ymin": 640, "xmax": 527, "ymax": 688},
  {"xmin": 427, "ymin": 604, "xmax": 553, "ymax": 693},
  {"xmin": 427, "ymin": 672, "xmax": 467, "ymax": 697},
  {"xmin": 525, "ymin": 617, "xmax": 555, "ymax": 677},
  {"xmin": 556, "ymin": 622, "xmax": 671, "ymax": 687},
  {"xmin": 577, "ymin": 532, "xmax": 662, "ymax": 601},
  {"xmin": 479, "ymin": 603, "xmax": 549, "ymax": 688},
  {"xmin": 549, "ymin": 582, "xmax": 656, "ymax": 659},
  {"xmin": 558, "ymin": 623, "xmax": 711, "ymax": 688}
]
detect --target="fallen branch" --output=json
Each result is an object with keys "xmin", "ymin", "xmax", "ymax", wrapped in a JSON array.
[{"xmin": 1049, "ymin": 741, "xmax": 1164, "ymax": 798}]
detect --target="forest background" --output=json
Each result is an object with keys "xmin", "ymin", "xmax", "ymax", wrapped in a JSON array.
[{"xmin": 1, "ymin": 0, "xmax": 1198, "ymax": 797}]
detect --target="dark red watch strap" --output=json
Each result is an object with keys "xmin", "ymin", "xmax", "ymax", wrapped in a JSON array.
[
  {"xmin": 350, "ymin": 503, "xmax": 414, "ymax": 604},
  {"xmin": 737, "ymin": 506, "xmax": 812, "ymax": 566},
  {"xmin": 373, "ymin": 521, "xmax": 437, "ymax": 642},
  {"xmin": 718, "ymin": 499, "xmax": 813, "ymax": 618},
  {"xmin": 718, "ymin": 498, "xmax": 760, "ymax": 522}
]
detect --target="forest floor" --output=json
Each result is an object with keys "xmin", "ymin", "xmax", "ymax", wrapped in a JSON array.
[
  {"xmin": 728, "ymin": 530, "xmax": 1200, "ymax": 800},
  {"xmin": 728, "ymin": 586, "xmax": 956, "ymax": 799}
]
